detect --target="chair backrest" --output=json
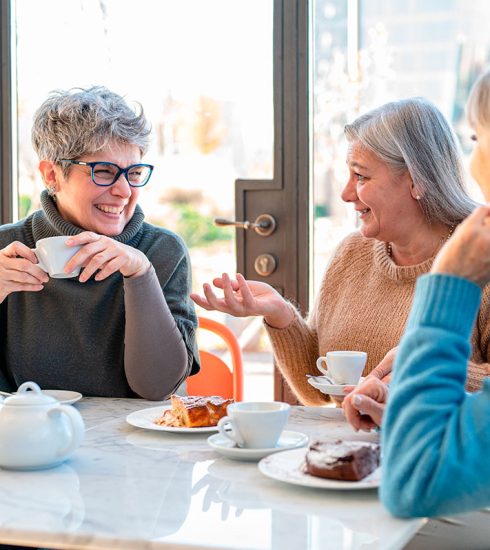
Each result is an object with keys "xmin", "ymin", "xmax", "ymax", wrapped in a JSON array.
[{"xmin": 187, "ymin": 316, "xmax": 244, "ymax": 401}]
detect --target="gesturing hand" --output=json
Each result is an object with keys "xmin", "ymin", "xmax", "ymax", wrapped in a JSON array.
[
  {"xmin": 0, "ymin": 241, "xmax": 49, "ymax": 303},
  {"xmin": 190, "ymin": 273, "xmax": 295, "ymax": 328},
  {"xmin": 63, "ymin": 232, "xmax": 151, "ymax": 282}
]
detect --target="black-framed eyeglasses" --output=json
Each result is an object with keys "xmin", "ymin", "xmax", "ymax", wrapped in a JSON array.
[{"xmin": 59, "ymin": 159, "xmax": 154, "ymax": 187}]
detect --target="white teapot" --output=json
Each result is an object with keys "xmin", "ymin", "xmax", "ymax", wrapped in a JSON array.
[{"xmin": 0, "ymin": 381, "xmax": 84, "ymax": 470}]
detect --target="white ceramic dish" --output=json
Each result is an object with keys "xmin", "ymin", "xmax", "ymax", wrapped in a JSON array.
[
  {"xmin": 41, "ymin": 390, "xmax": 83, "ymax": 405},
  {"xmin": 207, "ymin": 430, "xmax": 308, "ymax": 461},
  {"xmin": 258, "ymin": 448, "xmax": 380, "ymax": 490},
  {"xmin": 126, "ymin": 405, "xmax": 219, "ymax": 433},
  {"xmin": 307, "ymin": 376, "xmax": 366, "ymax": 396}
]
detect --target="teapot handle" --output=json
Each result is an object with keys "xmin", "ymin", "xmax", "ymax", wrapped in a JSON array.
[{"xmin": 48, "ymin": 405, "xmax": 85, "ymax": 458}]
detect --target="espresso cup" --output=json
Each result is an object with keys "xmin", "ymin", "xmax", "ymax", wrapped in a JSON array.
[
  {"xmin": 316, "ymin": 351, "xmax": 367, "ymax": 385},
  {"xmin": 217, "ymin": 401, "xmax": 290, "ymax": 449},
  {"xmin": 34, "ymin": 236, "xmax": 82, "ymax": 279}
]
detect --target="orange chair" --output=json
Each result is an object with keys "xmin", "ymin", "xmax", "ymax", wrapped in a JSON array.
[{"xmin": 187, "ymin": 316, "xmax": 244, "ymax": 401}]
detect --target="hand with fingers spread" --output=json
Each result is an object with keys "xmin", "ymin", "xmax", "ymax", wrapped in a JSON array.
[
  {"xmin": 0, "ymin": 241, "xmax": 49, "ymax": 303},
  {"xmin": 342, "ymin": 376, "xmax": 388, "ymax": 432},
  {"xmin": 64, "ymin": 232, "xmax": 151, "ymax": 282},
  {"xmin": 190, "ymin": 273, "xmax": 295, "ymax": 328}
]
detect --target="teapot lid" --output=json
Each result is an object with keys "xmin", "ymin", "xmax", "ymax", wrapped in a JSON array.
[{"xmin": 4, "ymin": 381, "xmax": 57, "ymax": 406}]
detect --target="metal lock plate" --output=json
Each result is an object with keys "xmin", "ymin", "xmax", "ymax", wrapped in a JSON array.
[{"xmin": 254, "ymin": 253, "xmax": 277, "ymax": 277}]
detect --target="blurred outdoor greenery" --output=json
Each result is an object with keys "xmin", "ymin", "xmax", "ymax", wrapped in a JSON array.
[{"xmin": 172, "ymin": 202, "xmax": 233, "ymax": 248}]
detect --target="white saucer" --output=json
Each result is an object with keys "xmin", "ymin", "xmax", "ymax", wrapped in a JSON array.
[
  {"xmin": 40, "ymin": 390, "xmax": 83, "ymax": 405},
  {"xmin": 307, "ymin": 376, "xmax": 365, "ymax": 396},
  {"xmin": 207, "ymin": 430, "xmax": 309, "ymax": 461}
]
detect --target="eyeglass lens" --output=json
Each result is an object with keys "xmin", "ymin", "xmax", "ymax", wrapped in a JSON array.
[{"xmin": 93, "ymin": 163, "xmax": 151, "ymax": 186}]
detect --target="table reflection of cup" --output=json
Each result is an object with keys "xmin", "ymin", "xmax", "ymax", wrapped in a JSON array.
[
  {"xmin": 316, "ymin": 351, "xmax": 367, "ymax": 385},
  {"xmin": 0, "ymin": 464, "xmax": 84, "ymax": 531},
  {"xmin": 204, "ymin": 460, "xmax": 378, "ymax": 548}
]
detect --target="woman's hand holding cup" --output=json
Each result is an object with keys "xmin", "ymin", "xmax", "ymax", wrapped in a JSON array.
[
  {"xmin": 0, "ymin": 240, "xmax": 49, "ymax": 303},
  {"xmin": 64, "ymin": 231, "xmax": 151, "ymax": 282}
]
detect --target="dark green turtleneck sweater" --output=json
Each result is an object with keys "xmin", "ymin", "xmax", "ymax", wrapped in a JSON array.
[{"xmin": 0, "ymin": 191, "xmax": 199, "ymax": 399}]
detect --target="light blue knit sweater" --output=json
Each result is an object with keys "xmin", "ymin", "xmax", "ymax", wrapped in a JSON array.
[{"xmin": 381, "ymin": 274, "xmax": 490, "ymax": 517}]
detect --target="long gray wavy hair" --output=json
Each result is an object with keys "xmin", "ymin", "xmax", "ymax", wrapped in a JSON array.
[{"xmin": 344, "ymin": 97, "xmax": 478, "ymax": 225}]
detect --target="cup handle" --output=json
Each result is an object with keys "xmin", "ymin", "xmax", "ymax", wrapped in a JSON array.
[
  {"xmin": 217, "ymin": 416, "xmax": 245, "ymax": 447},
  {"xmin": 33, "ymin": 249, "xmax": 48, "ymax": 274},
  {"xmin": 316, "ymin": 357, "xmax": 329, "ymax": 375}
]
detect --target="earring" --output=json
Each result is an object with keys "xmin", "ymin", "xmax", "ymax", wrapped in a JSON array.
[
  {"xmin": 47, "ymin": 185, "xmax": 56, "ymax": 197},
  {"xmin": 415, "ymin": 195, "xmax": 421, "ymax": 200}
]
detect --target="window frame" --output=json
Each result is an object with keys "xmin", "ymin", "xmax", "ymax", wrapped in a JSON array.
[{"xmin": 0, "ymin": 0, "xmax": 15, "ymax": 224}]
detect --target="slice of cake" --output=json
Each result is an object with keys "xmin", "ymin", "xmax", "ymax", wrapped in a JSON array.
[
  {"xmin": 305, "ymin": 440, "xmax": 380, "ymax": 481},
  {"xmin": 155, "ymin": 395, "xmax": 233, "ymax": 428}
]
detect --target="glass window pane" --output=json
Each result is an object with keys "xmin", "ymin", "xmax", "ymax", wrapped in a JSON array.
[
  {"xmin": 312, "ymin": 0, "xmax": 490, "ymax": 296},
  {"xmin": 14, "ymin": 0, "xmax": 274, "ymax": 400}
]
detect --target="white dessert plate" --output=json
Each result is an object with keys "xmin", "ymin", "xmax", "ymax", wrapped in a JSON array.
[
  {"xmin": 307, "ymin": 376, "xmax": 366, "ymax": 396},
  {"xmin": 40, "ymin": 390, "xmax": 83, "ymax": 405},
  {"xmin": 258, "ymin": 448, "xmax": 380, "ymax": 490},
  {"xmin": 126, "ymin": 405, "xmax": 219, "ymax": 433},
  {"xmin": 207, "ymin": 430, "xmax": 309, "ymax": 461}
]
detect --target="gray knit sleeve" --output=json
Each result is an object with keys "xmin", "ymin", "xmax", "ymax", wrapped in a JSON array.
[{"xmin": 123, "ymin": 265, "xmax": 189, "ymax": 400}]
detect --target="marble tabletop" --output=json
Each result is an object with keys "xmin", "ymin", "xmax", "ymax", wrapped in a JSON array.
[{"xmin": 0, "ymin": 398, "xmax": 424, "ymax": 550}]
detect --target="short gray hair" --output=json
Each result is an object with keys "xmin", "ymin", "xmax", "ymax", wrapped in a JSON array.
[
  {"xmin": 32, "ymin": 86, "xmax": 151, "ymax": 175},
  {"xmin": 344, "ymin": 97, "xmax": 477, "ymax": 226},
  {"xmin": 467, "ymin": 68, "xmax": 490, "ymax": 129}
]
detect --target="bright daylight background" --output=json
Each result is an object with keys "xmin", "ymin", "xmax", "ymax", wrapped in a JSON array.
[
  {"xmin": 14, "ymin": 0, "xmax": 275, "ymax": 400},
  {"xmin": 12, "ymin": 0, "xmax": 490, "ymax": 400}
]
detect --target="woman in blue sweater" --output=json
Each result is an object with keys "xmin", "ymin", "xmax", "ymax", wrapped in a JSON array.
[
  {"xmin": 381, "ymin": 206, "xmax": 490, "ymax": 517},
  {"xmin": 380, "ymin": 69, "xmax": 490, "ymax": 520},
  {"xmin": 340, "ymin": 70, "xmax": 490, "ymax": 549}
]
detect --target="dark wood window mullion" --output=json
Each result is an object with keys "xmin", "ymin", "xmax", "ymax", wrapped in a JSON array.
[{"xmin": 0, "ymin": 0, "xmax": 14, "ymax": 224}]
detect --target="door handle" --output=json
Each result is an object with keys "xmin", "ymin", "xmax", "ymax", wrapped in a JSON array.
[{"xmin": 214, "ymin": 214, "xmax": 277, "ymax": 237}]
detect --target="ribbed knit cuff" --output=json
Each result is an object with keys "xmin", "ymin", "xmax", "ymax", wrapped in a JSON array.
[{"xmin": 407, "ymin": 274, "xmax": 481, "ymax": 339}]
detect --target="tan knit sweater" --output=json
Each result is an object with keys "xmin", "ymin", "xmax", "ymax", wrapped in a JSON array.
[{"xmin": 266, "ymin": 232, "xmax": 490, "ymax": 406}]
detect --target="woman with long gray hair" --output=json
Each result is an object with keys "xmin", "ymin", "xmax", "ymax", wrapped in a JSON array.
[
  {"xmin": 0, "ymin": 86, "xmax": 199, "ymax": 399},
  {"xmin": 192, "ymin": 97, "xmax": 490, "ymax": 406}
]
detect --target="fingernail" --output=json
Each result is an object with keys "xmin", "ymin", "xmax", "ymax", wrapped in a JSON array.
[{"xmin": 353, "ymin": 395, "xmax": 362, "ymax": 406}]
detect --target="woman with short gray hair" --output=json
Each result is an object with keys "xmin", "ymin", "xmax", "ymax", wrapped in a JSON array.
[
  {"xmin": 192, "ymin": 97, "xmax": 490, "ymax": 406},
  {"xmin": 0, "ymin": 86, "xmax": 199, "ymax": 399}
]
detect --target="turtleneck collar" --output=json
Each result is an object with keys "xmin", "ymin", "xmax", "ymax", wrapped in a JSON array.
[{"xmin": 31, "ymin": 190, "xmax": 145, "ymax": 245}]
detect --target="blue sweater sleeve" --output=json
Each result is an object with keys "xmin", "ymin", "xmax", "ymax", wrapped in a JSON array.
[{"xmin": 381, "ymin": 273, "xmax": 490, "ymax": 517}]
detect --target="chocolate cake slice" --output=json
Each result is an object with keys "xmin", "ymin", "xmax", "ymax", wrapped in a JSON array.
[{"xmin": 305, "ymin": 440, "xmax": 380, "ymax": 481}]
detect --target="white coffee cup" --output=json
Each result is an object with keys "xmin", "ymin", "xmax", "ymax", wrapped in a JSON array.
[
  {"xmin": 34, "ymin": 236, "xmax": 82, "ymax": 279},
  {"xmin": 217, "ymin": 401, "xmax": 290, "ymax": 449},
  {"xmin": 316, "ymin": 351, "xmax": 367, "ymax": 385}
]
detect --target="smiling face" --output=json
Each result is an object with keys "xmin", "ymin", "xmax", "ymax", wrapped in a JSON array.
[
  {"xmin": 341, "ymin": 141, "xmax": 418, "ymax": 243},
  {"xmin": 469, "ymin": 122, "xmax": 490, "ymax": 201},
  {"xmin": 42, "ymin": 142, "xmax": 143, "ymax": 236}
]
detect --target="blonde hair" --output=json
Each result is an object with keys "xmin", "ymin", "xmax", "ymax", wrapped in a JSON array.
[{"xmin": 467, "ymin": 68, "xmax": 490, "ymax": 129}]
